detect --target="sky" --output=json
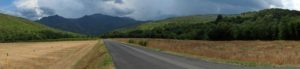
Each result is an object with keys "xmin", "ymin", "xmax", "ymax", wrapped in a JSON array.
[
  {"xmin": 0, "ymin": 0, "xmax": 12, "ymax": 6},
  {"xmin": 0, "ymin": 0, "xmax": 300, "ymax": 21}
]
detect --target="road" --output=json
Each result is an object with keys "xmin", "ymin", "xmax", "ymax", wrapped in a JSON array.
[{"xmin": 104, "ymin": 39, "xmax": 298, "ymax": 69}]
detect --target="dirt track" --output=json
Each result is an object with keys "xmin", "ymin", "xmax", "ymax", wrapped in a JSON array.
[{"xmin": 0, "ymin": 40, "xmax": 98, "ymax": 69}]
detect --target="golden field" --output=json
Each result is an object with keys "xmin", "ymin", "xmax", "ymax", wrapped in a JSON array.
[{"xmin": 0, "ymin": 40, "xmax": 114, "ymax": 69}]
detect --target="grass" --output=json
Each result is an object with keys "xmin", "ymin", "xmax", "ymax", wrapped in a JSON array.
[
  {"xmin": 0, "ymin": 37, "xmax": 99, "ymax": 43},
  {"xmin": 113, "ymin": 38, "xmax": 300, "ymax": 67},
  {"xmin": 163, "ymin": 49, "xmax": 271, "ymax": 67},
  {"xmin": 74, "ymin": 40, "xmax": 115, "ymax": 69},
  {"xmin": 0, "ymin": 40, "xmax": 100, "ymax": 69},
  {"xmin": 0, "ymin": 40, "xmax": 114, "ymax": 69},
  {"xmin": 16, "ymin": 38, "xmax": 99, "ymax": 42},
  {"xmin": 95, "ymin": 41, "xmax": 114, "ymax": 69}
]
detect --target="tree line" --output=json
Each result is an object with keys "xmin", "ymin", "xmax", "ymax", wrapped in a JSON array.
[
  {"xmin": 102, "ymin": 9, "xmax": 300, "ymax": 40},
  {"xmin": 0, "ymin": 29, "xmax": 82, "ymax": 42}
]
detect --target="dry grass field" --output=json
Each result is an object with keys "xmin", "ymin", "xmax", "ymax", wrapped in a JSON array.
[
  {"xmin": 0, "ymin": 40, "xmax": 114, "ymax": 69},
  {"xmin": 114, "ymin": 38, "xmax": 300, "ymax": 66}
]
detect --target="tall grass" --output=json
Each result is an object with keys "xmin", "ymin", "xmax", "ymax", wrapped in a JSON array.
[
  {"xmin": 114, "ymin": 38, "xmax": 300, "ymax": 66},
  {"xmin": 74, "ymin": 40, "xmax": 114, "ymax": 69}
]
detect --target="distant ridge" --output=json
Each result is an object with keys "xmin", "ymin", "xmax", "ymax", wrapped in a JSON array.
[{"xmin": 37, "ymin": 14, "xmax": 142, "ymax": 35}]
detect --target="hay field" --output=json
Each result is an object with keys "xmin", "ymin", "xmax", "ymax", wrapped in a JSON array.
[{"xmin": 0, "ymin": 40, "xmax": 99, "ymax": 69}]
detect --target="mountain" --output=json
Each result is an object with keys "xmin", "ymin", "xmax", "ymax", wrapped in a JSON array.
[
  {"xmin": 0, "ymin": 13, "xmax": 81, "ymax": 42},
  {"xmin": 37, "ymin": 14, "xmax": 142, "ymax": 35},
  {"xmin": 102, "ymin": 8, "xmax": 300, "ymax": 40}
]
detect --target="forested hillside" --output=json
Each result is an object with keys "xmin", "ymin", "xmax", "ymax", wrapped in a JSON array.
[
  {"xmin": 102, "ymin": 9, "xmax": 300, "ymax": 40},
  {"xmin": 102, "ymin": 15, "xmax": 218, "ymax": 39},
  {"xmin": 120, "ymin": 15, "xmax": 218, "ymax": 31},
  {"xmin": 37, "ymin": 14, "xmax": 142, "ymax": 35},
  {"xmin": 0, "ymin": 13, "xmax": 81, "ymax": 42}
]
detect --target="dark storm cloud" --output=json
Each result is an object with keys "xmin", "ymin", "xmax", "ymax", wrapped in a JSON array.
[
  {"xmin": 124, "ymin": 0, "xmax": 284, "ymax": 20},
  {"xmin": 115, "ymin": 0, "xmax": 123, "ymax": 3},
  {"xmin": 18, "ymin": 10, "xmax": 37, "ymax": 19},
  {"xmin": 173, "ymin": 0, "xmax": 282, "ymax": 14},
  {"xmin": 40, "ymin": 7, "xmax": 55, "ymax": 16}
]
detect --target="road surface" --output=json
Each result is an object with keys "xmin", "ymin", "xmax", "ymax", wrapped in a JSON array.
[{"xmin": 104, "ymin": 39, "xmax": 298, "ymax": 69}]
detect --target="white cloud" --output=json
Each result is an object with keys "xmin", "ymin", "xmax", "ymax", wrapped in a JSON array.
[
  {"xmin": 281, "ymin": 0, "xmax": 300, "ymax": 10},
  {"xmin": 14, "ymin": 0, "xmax": 38, "ymax": 10},
  {"xmin": 9, "ymin": 0, "xmax": 300, "ymax": 20},
  {"xmin": 38, "ymin": 0, "xmax": 85, "ymax": 18},
  {"xmin": 12, "ymin": 0, "xmax": 131, "ymax": 20},
  {"xmin": 0, "ymin": 9, "xmax": 22, "ymax": 17},
  {"xmin": 14, "ymin": 0, "xmax": 46, "ymax": 19}
]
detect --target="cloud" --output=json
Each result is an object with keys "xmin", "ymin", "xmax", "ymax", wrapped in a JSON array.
[
  {"xmin": 281, "ymin": 0, "xmax": 300, "ymax": 10},
  {"xmin": 0, "ymin": 9, "xmax": 21, "ymax": 17},
  {"xmin": 14, "ymin": 0, "xmax": 45, "ymax": 20},
  {"xmin": 13, "ymin": 0, "xmax": 133, "ymax": 20},
  {"xmin": 10, "ymin": 0, "xmax": 299, "ymax": 20},
  {"xmin": 122, "ymin": 0, "xmax": 285, "ymax": 20},
  {"xmin": 36, "ymin": 0, "xmax": 133, "ymax": 18}
]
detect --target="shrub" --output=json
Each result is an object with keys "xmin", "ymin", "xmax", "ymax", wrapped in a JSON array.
[
  {"xmin": 128, "ymin": 39, "xmax": 135, "ymax": 43},
  {"xmin": 138, "ymin": 40, "xmax": 148, "ymax": 46}
]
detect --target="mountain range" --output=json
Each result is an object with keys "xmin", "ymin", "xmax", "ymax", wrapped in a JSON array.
[{"xmin": 37, "ymin": 14, "xmax": 142, "ymax": 35}]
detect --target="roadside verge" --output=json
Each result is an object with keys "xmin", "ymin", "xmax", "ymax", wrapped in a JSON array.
[{"xmin": 73, "ymin": 40, "xmax": 115, "ymax": 69}]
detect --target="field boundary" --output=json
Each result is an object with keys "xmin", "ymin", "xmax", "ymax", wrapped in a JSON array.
[
  {"xmin": 0, "ymin": 38, "xmax": 99, "ymax": 43},
  {"xmin": 73, "ymin": 40, "xmax": 115, "ymax": 69}
]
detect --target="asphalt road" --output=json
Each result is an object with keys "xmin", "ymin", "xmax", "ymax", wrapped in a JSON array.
[{"xmin": 104, "ymin": 39, "xmax": 298, "ymax": 69}]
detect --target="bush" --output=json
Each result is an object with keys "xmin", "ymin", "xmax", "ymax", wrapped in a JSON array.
[
  {"xmin": 138, "ymin": 40, "xmax": 148, "ymax": 46},
  {"xmin": 128, "ymin": 39, "xmax": 135, "ymax": 43}
]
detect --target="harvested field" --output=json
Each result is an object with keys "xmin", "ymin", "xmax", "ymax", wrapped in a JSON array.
[
  {"xmin": 0, "ymin": 40, "xmax": 101, "ymax": 69},
  {"xmin": 114, "ymin": 38, "xmax": 300, "ymax": 66}
]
